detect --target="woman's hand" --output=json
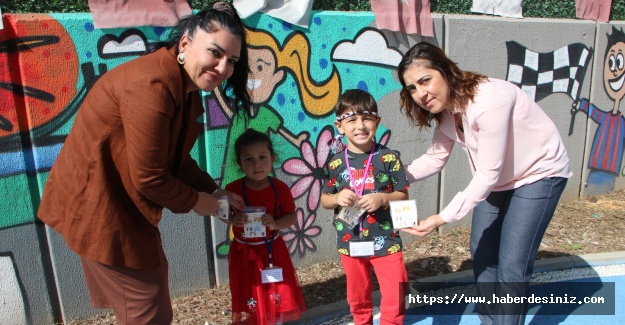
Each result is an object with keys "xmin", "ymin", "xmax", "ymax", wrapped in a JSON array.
[
  {"xmin": 401, "ymin": 214, "xmax": 446, "ymax": 237},
  {"xmin": 214, "ymin": 188, "xmax": 244, "ymax": 210},
  {"xmin": 193, "ymin": 192, "xmax": 220, "ymax": 216},
  {"xmin": 261, "ymin": 213, "xmax": 277, "ymax": 230}
]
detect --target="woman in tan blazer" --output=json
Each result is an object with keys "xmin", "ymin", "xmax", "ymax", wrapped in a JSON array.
[{"xmin": 37, "ymin": 2, "xmax": 249, "ymax": 324}]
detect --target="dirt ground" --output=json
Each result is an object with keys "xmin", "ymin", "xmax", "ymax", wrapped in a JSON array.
[{"xmin": 74, "ymin": 189, "xmax": 625, "ymax": 325}]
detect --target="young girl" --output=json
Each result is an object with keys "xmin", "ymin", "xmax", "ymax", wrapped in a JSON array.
[{"xmin": 225, "ymin": 128, "xmax": 306, "ymax": 325}]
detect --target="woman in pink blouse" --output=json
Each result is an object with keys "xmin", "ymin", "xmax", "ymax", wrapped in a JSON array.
[{"xmin": 398, "ymin": 42, "xmax": 572, "ymax": 324}]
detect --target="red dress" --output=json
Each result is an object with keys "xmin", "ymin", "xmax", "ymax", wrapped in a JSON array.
[{"xmin": 225, "ymin": 177, "xmax": 306, "ymax": 324}]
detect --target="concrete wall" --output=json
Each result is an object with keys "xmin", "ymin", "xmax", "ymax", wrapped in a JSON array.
[{"xmin": 0, "ymin": 10, "xmax": 624, "ymax": 323}]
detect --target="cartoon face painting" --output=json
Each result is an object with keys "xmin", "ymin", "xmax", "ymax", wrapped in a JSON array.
[
  {"xmin": 604, "ymin": 30, "xmax": 625, "ymax": 112},
  {"xmin": 247, "ymin": 47, "xmax": 284, "ymax": 104}
]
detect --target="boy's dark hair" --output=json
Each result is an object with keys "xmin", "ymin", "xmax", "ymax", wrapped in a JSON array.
[
  {"xmin": 234, "ymin": 128, "xmax": 275, "ymax": 164},
  {"xmin": 334, "ymin": 89, "xmax": 378, "ymax": 116}
]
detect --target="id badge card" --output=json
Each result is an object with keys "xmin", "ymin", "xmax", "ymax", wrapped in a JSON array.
[
  {"xmin": 349, "ymin": 239, "xmax": 375, "ymax": 257},
  {"xmin": 261, "ymin": 267, "xmax": 284, "ymax": 283},
  {"xmin": 337, "ymin": 205, "xmax": 367, "ymax": 229}
]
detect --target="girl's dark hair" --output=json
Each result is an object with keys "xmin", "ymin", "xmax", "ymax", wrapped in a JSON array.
[
  {"xmin": 234, "ymin": 128, "xmax": 275, "ymax": 164},
  {"xmin": 334, "ymin": 89, "xmax": 378, "ymax": 116},
  {"xmin": 148, "ymin": 1, "xmax": 251, "ymax": 113},
  {"xmin": 397, "ymin": 42, "xmax": 487, "ymax": 129}
]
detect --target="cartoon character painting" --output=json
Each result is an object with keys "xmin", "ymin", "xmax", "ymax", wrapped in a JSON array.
[
  {"xmin": 210, "ymin": 27, "xmax": 341, "ymax": 257},
  {"xmin": 575, "ymin": 26, "xmax": 625, "ymax": 195},
  {"xmin": 205, "ymin": 27, "xmax": 341, "ymax": 186}
]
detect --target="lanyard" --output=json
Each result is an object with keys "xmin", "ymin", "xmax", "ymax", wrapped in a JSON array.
[
  {"xmin": 344, "ymin": 144, "xmax": 375, "ymax": 235},
  {"xmin": 242, "ymin": 177, "xmax": 278, "ymax": 267},
  {"xmin": 344, "ymin": 146, "xmax": 375, "ymax": 196}
]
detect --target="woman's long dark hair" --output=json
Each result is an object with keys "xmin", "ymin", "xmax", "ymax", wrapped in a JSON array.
[
  {"xmin": 397, "ymin": 42, "xmax": 487, "ymax": 129},
  {"xmin": 148, "ymin": 1, "xmax": 251, "ymax": 114}
]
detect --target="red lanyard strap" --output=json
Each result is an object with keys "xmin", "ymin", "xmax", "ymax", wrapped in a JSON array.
[{"xmin": 344, "ymin": 145, "xmax": 375, "ymax": 236}]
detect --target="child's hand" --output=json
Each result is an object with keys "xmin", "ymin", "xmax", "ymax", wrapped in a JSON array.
[
  {"xmin": 358, "ymin": 193, "xmax": 385, "ymax": 212},
  {"xmin": 261, "ymin": 213, "xmax": 277, "ymax": 230},
  {"xmin": 335, "ymin": 189, "xmax": 358, "ymax": 207},
  {"xmin": 230, "ymin": 211, "xmax": 248, "ymax": 227}
]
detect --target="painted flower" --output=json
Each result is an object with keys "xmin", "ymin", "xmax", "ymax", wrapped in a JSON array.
[
  {"xmin": 378, "ymin": 129, "xmax": 390, "ymax": 147},
  {"xmin": 282, "ymin": 208, "xmax": 322, "ymax": 257},
  {"xmin": 283, "ymin": 126, "xmax": 333, "ymax": 211}
]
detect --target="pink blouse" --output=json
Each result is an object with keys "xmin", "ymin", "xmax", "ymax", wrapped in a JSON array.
[{"xmin": 405, "ymin": 78, "xmax": 572, "ymax": 223}]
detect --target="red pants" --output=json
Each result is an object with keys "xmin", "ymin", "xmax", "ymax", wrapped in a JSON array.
[
  {"xmin": 341, "ymin": 252, "xmax": 407, "ymax": 325},
  {"xmin": 80, "ymin": 240, "xmax": 172, "ymax": 325}
]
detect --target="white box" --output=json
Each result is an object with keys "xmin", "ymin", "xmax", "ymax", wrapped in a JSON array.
[{"xmin": 389, "ymin": 199, "xmax": 418, "ymax": 229}]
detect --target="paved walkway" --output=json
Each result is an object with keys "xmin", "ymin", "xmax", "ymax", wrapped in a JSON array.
[{"xmin": 287, "ymin": 251, "xmax": 625, "ymax": 325}]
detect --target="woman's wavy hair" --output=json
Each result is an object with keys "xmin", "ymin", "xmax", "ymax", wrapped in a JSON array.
[
  {"xmin": 397, "ymin": 42, "xmax": 487, "ymax": 129},
  {"xmin": 149, "ymin": 1, "xmax": 251, "ymax": 113}
]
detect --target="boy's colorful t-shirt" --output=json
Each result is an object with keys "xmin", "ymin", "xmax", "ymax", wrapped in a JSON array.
[{"xmin": 321, "ymin": 144, "xmax": 410, "ymax": 257}]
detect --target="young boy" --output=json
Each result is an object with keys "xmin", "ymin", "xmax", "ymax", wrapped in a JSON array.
[{"xmin": 320, "ymin": 89, "xmax": 410, "ymax": 325}]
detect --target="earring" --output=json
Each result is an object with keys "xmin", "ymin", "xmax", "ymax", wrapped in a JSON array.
[{"xmin": 177, "ymin": 53, "xmax": 186, "ymax": 65}]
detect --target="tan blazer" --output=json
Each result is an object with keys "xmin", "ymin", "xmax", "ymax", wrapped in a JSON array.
[{"xmin": 38, "ymin": 47, "xmax": 218, "ymax": 268}]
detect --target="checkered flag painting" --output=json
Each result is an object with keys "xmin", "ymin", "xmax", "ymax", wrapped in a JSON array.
[{"xmin": 506, "ymin": 41, "xmax": 592, "ymax": 102}]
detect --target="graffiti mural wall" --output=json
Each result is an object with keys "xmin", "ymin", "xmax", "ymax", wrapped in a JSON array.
[{"xmin": 0, "ymin": 10, "xmax": 623, "ymax": 323}]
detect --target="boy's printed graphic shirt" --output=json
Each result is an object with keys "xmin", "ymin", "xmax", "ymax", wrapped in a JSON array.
[{"xmin": 322, "ymin": 144, "xmax": 410, "ymax": 257}]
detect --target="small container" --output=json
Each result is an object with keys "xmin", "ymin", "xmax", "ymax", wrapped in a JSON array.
[
  {"xmin": 210, "ymin": 196, "xmax": 230, "ymax": 221},
  {"xmin": 242, "ymin": 206, "xmax": 267, "ymax": 238},
  {"xmin": 389, "ymin": 199, "xmax": 419, "ymax": 229}
]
